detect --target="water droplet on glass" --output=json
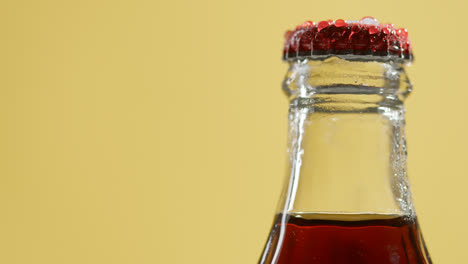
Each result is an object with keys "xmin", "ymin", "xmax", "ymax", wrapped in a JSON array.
[
  {"xmin": 335, "ymin": 19, "xmax": 346, "ymax": 27},
  {"xmin": 317, "ymin": 21, "xmax": 330, "ymax": 31},
  {"xmin": 369, "ymin": 26, "xmax": 379, "ymax": 35},
  {"xmin": 360, "ymin": 16, "xmax": 379, "ymax": 25}
]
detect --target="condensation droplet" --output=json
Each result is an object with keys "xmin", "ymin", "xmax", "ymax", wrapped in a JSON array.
[{"xmin": 360, "ymin": 16, "xmax": 379, "ymax": 25}]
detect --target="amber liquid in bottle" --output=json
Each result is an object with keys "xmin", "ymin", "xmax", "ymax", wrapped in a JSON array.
[{"xmin": 262, "ymin": 214, "xmax": 429, "ymax": 264}]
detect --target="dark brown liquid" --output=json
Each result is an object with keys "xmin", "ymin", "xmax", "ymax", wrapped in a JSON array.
[{"xmin": 260, "ymin": 214, "xmax": 431, "ymax": 264}]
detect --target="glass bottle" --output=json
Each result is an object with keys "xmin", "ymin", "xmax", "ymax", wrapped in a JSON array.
[{"xmin": 259, "ymin": 18, "xmax": 432, "ymax": 264}]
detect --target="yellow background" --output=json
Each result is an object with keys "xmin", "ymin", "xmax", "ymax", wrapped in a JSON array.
[{"xmin": 1, "ymin": 0, "xmax": 464, "ymax": 263}]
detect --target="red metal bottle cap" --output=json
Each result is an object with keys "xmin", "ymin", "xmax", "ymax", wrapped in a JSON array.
[{"xmin": 283, "ymin": 17, "xmax": 412, "ymax": 62}]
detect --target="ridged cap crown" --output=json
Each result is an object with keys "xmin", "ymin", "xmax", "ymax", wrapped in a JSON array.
[{"xmin": 283, "ymin": 17, "xmax": 412, "ymax": 62}]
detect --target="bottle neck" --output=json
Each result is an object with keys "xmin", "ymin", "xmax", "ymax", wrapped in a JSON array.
[{"xmin": 278, "ymin": 57, "xmax": 414, "ymax": 217}]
